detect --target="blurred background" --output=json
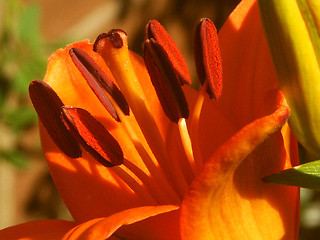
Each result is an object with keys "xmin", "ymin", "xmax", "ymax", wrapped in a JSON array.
[{"xmin": 0, "ymin": 0, "xmax": 319, "ymax": 239}]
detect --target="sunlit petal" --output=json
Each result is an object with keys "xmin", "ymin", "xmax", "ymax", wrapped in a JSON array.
[
  {"xmin": 40, "ymin": 41, "xmax": 167, "ymax": 222},
  {"xmin": 218, "ymin": 0, "xmax": 279, "ymax": 128},
  {"xmin": 181, "ymin": 90, "xmax": 299, "ymax": 240}
]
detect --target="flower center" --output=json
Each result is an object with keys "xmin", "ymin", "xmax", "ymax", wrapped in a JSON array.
[{"xmin": 29, "ymin": 18, "xmax": 223, "ymax": 206}]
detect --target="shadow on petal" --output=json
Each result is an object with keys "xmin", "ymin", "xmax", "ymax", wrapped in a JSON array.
[
  {"xmin": 0, "ymin": 220, "xmax": 76, "ymax": 240},
  {"xmin": 62, "ymin": 205, "xmax": 179, "ymax": 240},
  {"xmin": 41, "ymin": 124, "xmax": 146, "ymax": 223}
]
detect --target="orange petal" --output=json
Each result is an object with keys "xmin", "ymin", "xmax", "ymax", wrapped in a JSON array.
[
  {"xmin": 0, "ymin": 220, "xmax": 76, "ymax": 240},
  {"xmin": 180, "ymin": 90, "xmax": 299, "ymax": 240},
  {"xmin": 62, "ymin": 205, "xmax": 179, "ymax": 240},
  {"xmin": 165, "ymin": 86, "xmax": 237, "ymax": 185},
  {"xmin": 40, "ymin": 41, "xmax": 174, "ymax": 222},
  {"xmin": 40, "ymin": 41, "xmax": 159, "ymax": 222},
  {"xmin": 218, "ymin": 0, "xmax": 279, "ymax": 128},
  {"xmin": 117, "ymin": 206, "xmax": 181, "ymax": 240}
]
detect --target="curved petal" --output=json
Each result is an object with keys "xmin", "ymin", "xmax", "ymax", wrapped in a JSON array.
[
  {"xmin": 40, "ymin": 41, "xmax": 170, "ymax": 222},
  {"xmin": 180, "ymin": 90, "xmax": 299, "ymax": 240},
  {"xmin": 218, "ymin": 0, "xmax": 279, "ymax": 128},
  {"xmin": 61, "ymin": 205, "xmax": 179, "ymax": 240},
  {"xmin": 165, "ymin": 86, "xmax": 237, "ymax": 184},
  {"xmin": 0, "ymin": 220, "xmax": 76, "ymax": 240},
  {"xmin": 117, "ymin": 206, "xmax": 181, "ymax": 240}
]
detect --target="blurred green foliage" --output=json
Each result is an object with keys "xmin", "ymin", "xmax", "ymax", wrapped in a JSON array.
[{"xmin": 0, "ymin": 0, "xmax": 66, "ymax": 167}]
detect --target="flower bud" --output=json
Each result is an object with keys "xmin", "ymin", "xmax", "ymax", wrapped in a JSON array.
[{"xmin": 258, "ymin": 0, "xmax": 320, "ymax": 154}]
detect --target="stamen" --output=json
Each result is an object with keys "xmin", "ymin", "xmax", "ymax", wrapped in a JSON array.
[
  {"xmin": 189, "ymin": 81, "xmax": 209, "ymax": 171},
  {"xmin": 93, "ymin": 29, "xmax": 189, "ymax": 198},
  {"xmin": 144, "ymin": 20, "xmax": 197, "ymax": 179},
  {"xmin": 62, "ymin": 106, "xmax": 167, "ymax": 204},
  {"xmin": 111, "ymin": 165, "xmax": 158, "ymax": 205},
  {"xmin": 143, "ymin": 20, "xmax": 192, "ymax": 123},
  {"xmin": 143, "ymin": 39, "xmax": 189, "ymax": 122},
  {"xmin": 69, "ymin": 47, "xmax": 129, "ymax": 121},
  {"xmin": 61, "ymin": 103, "xmax": 171, "ymax": 204},
  {"xmin": 194, "ymin": 18, "xmax": 222, "ymax": 99},
  {"xmin": 122, "ymin": 159, "xmax": 175, "ymax": 204},
  {"xmin": 29, "ymin": 80, "xmax": 81, "ymax": 158},
  {"xmin": 145, "ymin": 20, "xmax": 191, "ymax": 85},
  {"xmin": 61, "ymin": 106, "xmax": 123, "ymax": 167},
  {"xmin": 178, "ymin": 118, "xmax": 196, "ymax": 174},
  {"xmin": 107, "ymin": 93, "xmax": 181, "ymax": 204}
]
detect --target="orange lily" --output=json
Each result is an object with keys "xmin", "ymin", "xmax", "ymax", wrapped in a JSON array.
[{"xmin": 0, "ymin": 0, "xmax": 299, "ymax": 239}]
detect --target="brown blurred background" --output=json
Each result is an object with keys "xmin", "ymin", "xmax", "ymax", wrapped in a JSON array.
[{"xmin": 0, "ymin": 0, "xmax": 319, "ymax": 239}]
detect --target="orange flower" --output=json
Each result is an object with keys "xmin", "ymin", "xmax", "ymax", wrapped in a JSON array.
[{"xmin": 0, "ymin": 0, "xmax": 299, "ymax": 239}]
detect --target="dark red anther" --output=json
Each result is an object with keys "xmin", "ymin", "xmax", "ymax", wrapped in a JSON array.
[
  {"xmin": 62, "ymin": 106, "xmax": 124, "ymax": 167},
  {"xmin": 144, "ymin": 40, "xmax": 189, "ymax": 123},
  {"xmin": 194, "ymin": 18, "xmax": 222, "ymax": 99},
  {"xmin": 29, "ymin": 80, "xmax": 81, "ymax": 158},
  {"xmin": 69, "ymin": 48, "xmax": 129, "ymax": 121},
  {"xmin": 145, "ymin": 20, "xmax": 191, "ymax": 85},
  {"xmin": 143, "ymin": 20, "xmax": 190, "ymax": 122}
]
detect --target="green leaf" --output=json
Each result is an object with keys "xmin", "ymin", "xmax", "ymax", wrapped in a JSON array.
[{"xmin": 263, "ymin": 160, "xmax": 320, "ymax": 190}]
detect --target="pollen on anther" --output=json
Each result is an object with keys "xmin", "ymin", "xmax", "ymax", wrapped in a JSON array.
[
  {"xmin": 194, "ymin": 18, "xmax": 223, "ymax": 100},
  {"xmin": 62, "ymin": 106, "xmax": 124, "ymax": 167},
  {"xmin": 143, "ymin": 40, "xmax": 189, "ymax": 122},
  {"xmin": 146, "ymin": 20, "xmax": 192, "ymax": 85},
  {"xmin": 29, "ymin": 80, "xmax": 82, "ymax": 158},
  {"xmin": 69, "ymin": 47, "xmax": 129, "ymax": 121},
  {"xmin": 143, "ymin": 20, "xmax": 190, "ymax": 122}
]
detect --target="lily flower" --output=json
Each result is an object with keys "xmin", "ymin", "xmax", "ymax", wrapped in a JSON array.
[{"xmin": 0, "ymin": 0, "xmax": 299, "ymax": 239}]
